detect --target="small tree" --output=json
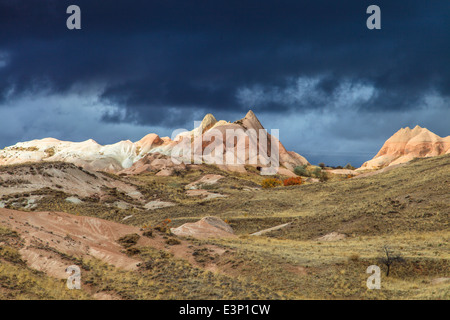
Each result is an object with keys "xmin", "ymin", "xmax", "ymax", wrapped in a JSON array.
[
  {"xmin": 318, "ymin": 162, "xmax": 326, "ymax": 169},
  {"xmin": 378, "ymin": 245, "xmax": 404, "ymax": 276},
  {"xmin": 344, "ymin": 163, "xmax": 356, "ymax": 170}
]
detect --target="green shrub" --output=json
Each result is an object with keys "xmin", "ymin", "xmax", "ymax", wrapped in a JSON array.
[
  {"xmin": 312, "ymin": 167, "xmax": 322, "ymax": 178},
  {"xmin": 294, "ymin": 165, "xmax": 310, "ymax": 177},
  {"xmin": 344, "ymin": 163, "xmax": 356, "ymax": 170},
  {"xmin": 319, "ymin": 171, "xmax": 329, "ymax": 182}
]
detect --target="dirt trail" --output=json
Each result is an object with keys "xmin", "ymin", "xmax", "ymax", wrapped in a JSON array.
[{"xmin": 250, "ymin": 222, "xmax": 292, "ymax": 236}]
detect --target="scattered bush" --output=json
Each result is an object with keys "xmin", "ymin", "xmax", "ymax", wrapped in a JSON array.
[
  {"xmin": 348, "ymin": 253, "xmax": 360, "ymax": 262},
  {"xmin": 165, "ymin": 238, "xmax": 181, "ymax": 245},
  {"xmin": 312, "ymin": 167, "xmax": 322, "ymax": 178},
  {"xmin": 294, "ymin": 165, "xmax": 310, "ymax": 177},
  {"xmin": 318, "ymin": 172, "xmax": 329, "ymax": 182},
  {"xmin": 344, "ymin": 163, "xmax": 356, "ymax": 170},
  {"xmin": 138, "ymin": 260, "xmax": 154, "ymax": 270},
  {"xmin": 126, "ymin": 247, "xmax": 141, "ymax": 256},
  {"xmin": 142, "ymin": 230, "xmax": 153, "ymax": 238},
  {"xmin": 309, "ymin": 167, "xmax": 329, "ymax": 182},
  {"xmin": 154, "ymin": 219, "xmax": 172, "ymax": 234},
  {"xmin": 283, "ymin": 177, "xmax": 302, "ymax": 186},
  {"xmin": 44, "ymin": 147, "xmax": 55, "ymax": 157},
  {"xmin": 117, "ymin": 233, "xmax": 140, "ymax": 248},
  {"xmin": 261, "ymin": 178, "xmax": 283, "ymax": 188}
]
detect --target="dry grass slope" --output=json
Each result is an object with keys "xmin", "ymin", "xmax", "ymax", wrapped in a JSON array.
[{"xmin": 0, "ymin": 155, "xmax": 448, "ymax": 299}]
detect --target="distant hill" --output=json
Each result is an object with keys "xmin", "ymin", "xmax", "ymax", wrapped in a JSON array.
[{"xmin": 360, "ymin": 125, "xmax": 450, "ymax": 170}]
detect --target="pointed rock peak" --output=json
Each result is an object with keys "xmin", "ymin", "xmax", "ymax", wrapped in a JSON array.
[
  {"xmin": 396, "ymin": 125, "xmax": 433, "ymax": 136},
  {"xmin": 238, "ymin": 109, "xmax": 264, "ymax": 130},
  {"xmin": 245, "ymin": 110, "xmax": 258, "ymax": 120},
  {"xmin": 200, "ymin": 113, "xmax": 218, "ymax": 132},
  {"xmin": 395, "ymin": 125, "xmax": 426, "ymax": 135},
  {"xmin": 201, "ymin": 113, "xmax": 217, "ymax": 125}
]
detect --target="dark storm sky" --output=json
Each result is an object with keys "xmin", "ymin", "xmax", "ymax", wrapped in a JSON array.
[{"xmin": 0, "ymin": 0, "xmax": 449, "ymax": 166}]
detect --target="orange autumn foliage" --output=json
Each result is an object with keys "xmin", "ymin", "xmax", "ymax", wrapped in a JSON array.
[{"xmin": 283, "ymin": 177, "xmax": 303, "ymax": 186}]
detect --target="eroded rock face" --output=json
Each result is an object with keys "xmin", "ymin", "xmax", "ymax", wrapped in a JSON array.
[
  {"xmin": 171, "ymin": 216, "xmax": 235, "ymax": 239},
  {"xmin": 0, "ymin": 162, "xmax": 143, "ymax": 200},
  {"xmin": 0, "ymin": 111, "xmax": 309, "ymax": 175},
  {"xmin": 118, "ymin": 152, "xmax": 186, "ymax": 175},
  {"xmin": 185, "ymin": 174, "xmax": 224, "ymax": 190},
  {"xmin": 360, "ymin": 126, "xmax": 450, "ymax": 170}
]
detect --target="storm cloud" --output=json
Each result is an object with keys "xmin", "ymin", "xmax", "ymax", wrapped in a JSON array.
[{"xmin": 0, "ymin": 0, "xmax": 449, "ymax": 166}]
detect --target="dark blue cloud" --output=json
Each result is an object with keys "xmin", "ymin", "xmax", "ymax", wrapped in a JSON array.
[{"xmin": 0, "ymin": 0, "xmax": 449, "ymax": 165}]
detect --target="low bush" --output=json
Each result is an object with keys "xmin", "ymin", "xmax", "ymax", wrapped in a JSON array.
[
  {"xmin": 142, "ymin": 230, "xmax": 153, "ymax": 238},
  {"xmin": 344, "ymin": 163, "xmax": 356, "ymax": 170},
  {"xmin": 283, "ymin": 177, "xmax": 302, "ymax": 186},
  {"xmin": 294, "ymin": 165, "xmax": 310, "ymax": 177},
  {"xmin": 44, "ymin": 147, "xmax": 55, "ymax": 157},
  {"xmin": 126, "ymin": 247, "xmax": 141, "ymax": 256},
  {"xmin": 312, "ymin": 167, "xmax": 322, "ymax": 178},
  {"xmin": 117, "ymin": 233, "xmax": 140, "ymax": 248},
  {"xmin": 154, "ymin": 219, "xmax": 172, "ymax": 234},
  {"xmin": 165, "ymin": 238, "xmax": 181, "ymax": 246},
  {"xmin": 261, "ymin": 178, "xmax": 283, "ymax": 189}
]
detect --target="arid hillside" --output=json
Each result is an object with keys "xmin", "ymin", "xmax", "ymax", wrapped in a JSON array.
[{"xmin": 0, "ymin": 154, "xmax": 448, "ymax": 299}]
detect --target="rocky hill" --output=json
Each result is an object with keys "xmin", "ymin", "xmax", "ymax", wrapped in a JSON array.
[
  {"xmin": 0, "ymin": 111, "xmax": 308, "ymax": 175},
  {"xmin": 360, "ymin": 125, "xmax": 450, "ymax": 169}
]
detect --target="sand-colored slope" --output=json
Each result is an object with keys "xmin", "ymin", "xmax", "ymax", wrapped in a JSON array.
[
  {"xmin": 360, "ymin": 125, "xmax": 450, "ymax": 169},
  {"xmin": 0, "ymin": 162, "xmax": 143, "ymax": 199}
]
